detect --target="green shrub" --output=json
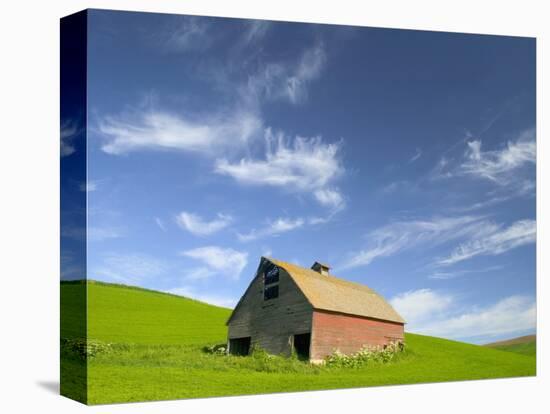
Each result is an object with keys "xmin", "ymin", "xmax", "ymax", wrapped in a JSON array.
[
  {"xmin": 61, "ymin": 338, "xmax": 113, "ymax": 360},
  {"xmin": 325, "ymin": 341, "xmax": 405, "ymax": 368}
]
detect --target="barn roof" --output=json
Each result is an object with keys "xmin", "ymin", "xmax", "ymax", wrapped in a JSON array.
[{"xmin": 268, "ymin": 257, "xmax": 405, "ymax": 324}]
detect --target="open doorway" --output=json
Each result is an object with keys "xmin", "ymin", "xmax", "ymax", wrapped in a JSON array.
[
  {"xmin": 229, "ymin": 337, "xmax": 251, "ymax": 356},
  {"xmin": 293, "ymin": 333, "xmax": 311, "ymax": 360}
]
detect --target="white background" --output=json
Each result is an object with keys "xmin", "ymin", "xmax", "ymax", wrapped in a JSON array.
[{"xmin": 0, "ymin": 0, "xmax": 547, "ymax": 412}]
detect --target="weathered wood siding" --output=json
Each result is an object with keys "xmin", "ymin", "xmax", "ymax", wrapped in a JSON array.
[
  {"xmin": 310, "ymin": 309, "xmax": 405, "ymax": 361},
  {"xmin": 228, "ymin": 262, "xmax": 313, "ymax": 356}
]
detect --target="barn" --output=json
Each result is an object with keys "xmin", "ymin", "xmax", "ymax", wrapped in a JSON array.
[{"xmin": 226, "ymin": 257, "xmax": 405, "ymax": 363}]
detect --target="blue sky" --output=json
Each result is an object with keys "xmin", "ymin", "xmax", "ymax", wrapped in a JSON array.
[{"xmin": 61, "ymin": 10, "xmax": 536, "ymax": 344}]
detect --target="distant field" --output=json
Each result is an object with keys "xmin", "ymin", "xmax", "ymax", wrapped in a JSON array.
[
  {"xmin": 485, "ymin": 335, "xmax": 536, "ymax": 357},
  {"xmin": 61, "ymin": 281, "xmax": 536, "ymax": 405}
]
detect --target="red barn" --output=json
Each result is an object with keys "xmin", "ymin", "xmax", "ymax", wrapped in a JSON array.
[{"xmin": 227, "ymin": 257, "xmax": 405, "ymax": 363}]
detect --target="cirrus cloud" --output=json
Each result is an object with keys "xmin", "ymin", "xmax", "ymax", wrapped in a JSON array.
[
  {"xmin": 436, "ymin": 219, "xmax": 536, "ymax": 266},
  {"xmin": 181, "ymin": 246, "xmax": 248, "ymax": 280},
  {"xmin": 98, "ymin": 108, "xmax": 261, "ymax": 156},
  {"xmin": 460, "ymin": 129, "xmax": 535, "ymax": 185},
  {"xmin": 238, "ymin": 217, "xmax": 305, "ymax": 242},
  {"xmin": 176, "ymin": 211, "xmax": 233, "ymax": 236},
  {"xmin": 215, "ymin": 128, "xmax": 344, "ymax": 209}
]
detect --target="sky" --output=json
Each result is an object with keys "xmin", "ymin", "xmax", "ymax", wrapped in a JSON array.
[{"xmin": 61, "ymin": 9, "xmax": 536, "ymax": 344}]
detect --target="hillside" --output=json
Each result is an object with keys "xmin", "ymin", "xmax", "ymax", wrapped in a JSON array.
[
  {"xmin": 62, "ymin": 280, "xmax": 232, "ymax": 344},
  {"xmin": 61, "ymin": 281, "xmax": 536, "ymax": 405},
  {"xmin": 484, "ymin": 335, "xmax": 536, "ymax": 357}
]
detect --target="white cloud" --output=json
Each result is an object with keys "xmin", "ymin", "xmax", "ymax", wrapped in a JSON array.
[
  {"xmin": 238, "ymin": 217, "xmax": 305, "ymax": 242},
  {"xmin": 437, "ymin": 219, "xmax": 536, "ymax": 266},
  {"xmin": 98, "ymin": 108, "xmax": 261, "ymax": 156},
  {"xmin": 92, "ymin": 253, "xmax": 168, "ymax": 285},
  {"xmin": 154, "ymin": 217, "xmax": 166, "ymax": 232},
  {"xmin": 61, "ymin": 226, "xmax": 86, "ymax": 241},
  {"xmin": 340, "ymin": 215, "xmax": 485, "ymax": 269},
  {"xmin": 307, "ymin": 215, "xmax": 333, "ymax": 225},
  {"xmin": 176, "ymin": 211, "xmax": 232, "ymax": 236},
  {"xmin": 181, "ymin": 246, "xmax": 248, "ymax": 279},
  {"xmin": 60, "ymin": 120, "xmax": 79, "ymax": 157},
  {"xmin": 390, "ymin": 289, "xmax": 536, "ymax": 341},
  {"xmin": 215, "ymin": 128, "xmax": 344, "ymax": 208},
  {"xmin": 165, "ymin": 285, "xmax": 237, "ymax": 308},
  {"xmin": 390, "ymin": 289, "xmax": 453, "ymax": 323},
  {"xmin": 245, "ymin": 42, "xmax": 326, "ymax": 105},
  {"xmin": 314, "ymin": 188, "xmax": 345, "ymax": 211},
  {"xmin": 285, "ymin": 43, "xmax": 326, "ymax": 104},
  {"xmin": 79, "ymin": 180, "xmax": 98, "ymax": 192},
  {"xmin": 430, "ymin": 156, "xmax": 453, "ymax": 179},
  {"xmin": 341, "ymin": 215, "xmax": 535, "ymax": 270},
  {"xmin": 182, "ymin": 266, "xmax": 216, "ymax": 281},
  {"xmin": 241, "ymin": 20, "xmax": 271, "ymax": 46},
  {"xmin": 461, "ymin": 129, "xmax": 535, "ymax": 184},
  {"xmin": 429, "ymin": 265, "xmax": 504, "ymax": 280},
  {"xmin": 409, "ymin": 148, "xmax": 422, "ymax": 163},
  {"xmin": 88, "ymin": 226, "xmax": 123, "ymax": 242},
  {"xmin": 163, "ymin": 16, "xmax": 211, "ymax": 51}
]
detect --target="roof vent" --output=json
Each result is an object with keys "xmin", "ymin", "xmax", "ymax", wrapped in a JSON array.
[{"xmin": 311, "ymin": 261, "xmax": 330, "ymax": 275}]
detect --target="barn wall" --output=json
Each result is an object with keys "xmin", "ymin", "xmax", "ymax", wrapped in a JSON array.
[
  {"xmin": 228, "ymin": 263, "xmax": 313, "ymax": 356},
  {"xmin": 310, "ymin": 310, "xmax": 404, "ymax": 361}
]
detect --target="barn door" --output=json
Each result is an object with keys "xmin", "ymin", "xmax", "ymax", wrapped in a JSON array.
[
  {"xmin": 229, "ymin": 337, "xmax": 251, "ymax": 356},
  {"xmin": 293, "ymin": 333, "xmax": 311, "ymax": 359}
]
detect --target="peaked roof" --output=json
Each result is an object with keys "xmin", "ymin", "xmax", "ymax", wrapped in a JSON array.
[{"xmin": 268, "ymin": 257, "xmax": 405, "ymax": 324}]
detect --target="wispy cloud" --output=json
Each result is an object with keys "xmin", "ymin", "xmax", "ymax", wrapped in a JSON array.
[
  {"xmin": 391, "ymin": 289, "xmax": 536, "ymax": 341},
  {"xmin": 88, "ymin": 226, "xmax": 124, "ymax": 242},
  {"xmin": 460, "ymin": 128, "xmax": 535, "ymax": 185},
  {"xmin": 245, "ymin": 42, "xmax": 326, "ymax": 105},
  {"xmin": 432, "ymin": 128, "xmax": 536, "ymax": 192},
  {"xmin": 408, "ymin": 148, "xmax": 422, "ymax": 163},
  {"xmin": 215, "ymin": 128, "xmax": 344, "ymax": 208},
  {"xmin": 162, "ymin": 16, "xmax": 211, "ymax": 52},
  {"xmin": 449, "ymin": 195, "xmax": 511, "ymax": 213},
  {"xmin": 60, "ymin": 119, "xmax": 79, "ymax": 157},
  {"xmin": 79, "ymin": 180, "xmax": 98, "ymax": 192},
  {"xmin": 241, "ymin": 20, "xmax": 271, "ymax": 46},
  {"xmin": 154, "ymin": 217, "xmax": 166, "ymax": 232},
  {"xmin": 176, "ymin": 211, "xmax": 233, "ymax": 236},
  {"xmin": 238, "ymin": 217, "xmax": 305, "ymax": 242},
  {"xmin": 340, "ymin": 215, "xmax": 485, "ymax": 269},
  {"xmin": 97, "ymin": 108, "xmax": 261, "ymax": 156},
  {"xmin": 437, "ymin": 219, "xmax": 536, "ymax": 266},
  {"xmin": 314, "ymin": 188, "xmax": 346, "ymax": 211},
  {"xmin": 342, "ymin": 215, "xmax": 535, "ymax": 270},
  {"xmin": 93, "ymin": 253, "xmax": 168, "ymax": 285},
  {"xmin": 429, "ymin": 265, "xmax": 504, "ymax": 280},
  {"xmin": 182, "ymin": 266, "xmax": 216, "ymax": 281},
  {"xmin": 181, "ymin": 246, "xmax": 248, "ymax": 279}
]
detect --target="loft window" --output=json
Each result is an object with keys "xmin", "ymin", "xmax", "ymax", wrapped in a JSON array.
[
  {"xmin": 263, "ymin": 263, "xmax": 280, "ymax": 301},
  {"xmin": 264, "ymin": 264, "xmax": 279, "ymax": 285},
  {"xmin": 264, "ymin": 284, "xmax": 279, "ymax": 300}
]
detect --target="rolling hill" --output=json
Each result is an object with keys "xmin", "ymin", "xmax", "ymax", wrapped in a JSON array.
[
  {"xmin": 61, "ymin": 280, "xmax": 536, "ymax": 405},
  {"xmin": 484, "ymin": 335, "xmax": 536, "ymax": 357}
]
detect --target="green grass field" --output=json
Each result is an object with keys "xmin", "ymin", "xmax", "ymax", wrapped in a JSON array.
[
  {"xmin": 61, "ymin": 281, "xmax": 536, "ymax": 405},
  {"xmin": 485, "ymin": 335, "xmax": 536, "ymax": 357}
]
